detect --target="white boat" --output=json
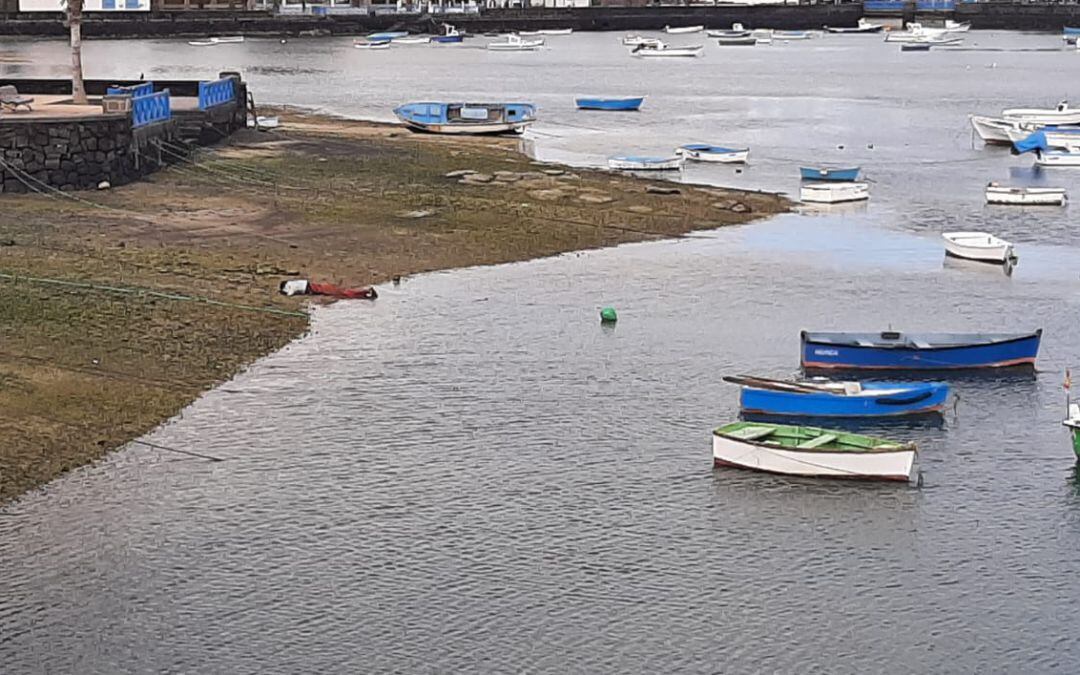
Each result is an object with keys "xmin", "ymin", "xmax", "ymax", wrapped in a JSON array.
[
  {"xmin": 945, "ymin": 20, "xmax": 971, "ymax": 32},
  {"xmin": 632, "ymin": 44, "xmax": 704, "ymax": 58},
  {"xmin": 708, "ymin": 23, "xmax": 750, "ymax": 38},
  {"xmin": 970, "ymin": 115, "xmax": 1022, "ymax": 144},
  {"xmin": 354, "ymin": 40, "xmax": 391, "ymax": 50},
  {"xmin": 520, "ymin": 28, "xmax": 572, "ymax": 36},
  {"xmin": 1006, "ymin": 127, "xmax": 1080, "ymax": 149},
  {"xmin": 210, "ymin": 35, "xmax": 244, "ymax": 44},
  {"xmin": 622, "ymin": 35, "xmax": 664, "ymax": 47},
  {"xmin": 800, "ymin": 181, "xmax": 870, "ymax": 204},
  {"xmin": 675, "ymin": 144, "xmax": 749, "ymax": 163},
  {"xmin": 246, "ymin": 115, "xmax": 280, "ymax": 130},
  {"xmin": 393, "ymin": 36, "xmax": 432, "ymax": 44},
  {"xmin": 487, "ymin": 34, "xmax": 545, "ymax": 51},
  {"xmin": 665, "ymin": 25, "xmax": 704, "ymax": 34},
  {"xmin": 1035, "ymin": 149, "xmax": 1080, "ymax": 166},
  {"xmin": 188, "ymin": 40, "xmax": 217, "ymax": 47},
  {"xmin": 608, "ymin": 155, "xmax": 684, "ymax": 171},
  {"xmin": 712, "ymin": 424, "xmax": 918, "ymax": 482},
  {"xmin": 1003, "ymin": 101, "xmax": 1080, "ymax": 126},
  {"xmin": 985, "ymin": 183, "xmax": 1067, "ymax": 205},
  {"xmin": 825, "ymin": 18, "xmax": 884, "ymax": 34},
  {"xmin": 774, "ymin": 30, "xmax": 814, "ymax": 40},
  {"xmin": 942, "ymin": 231, "xmax": 1015, "ymax": 263},
  {"xmin": 885, "ymin": 23, "xmax": 960, "ymax": 43}
]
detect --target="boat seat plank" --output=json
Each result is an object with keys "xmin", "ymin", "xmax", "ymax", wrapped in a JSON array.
[
  {"xmin": 796, "ymin": 433, "xmax": 838, "ymax": 449},
  {"xmin": 911, "ymin": 340, "xmax": 931, "ymax": 349},
  {"xmin": 729, "ymin": 426, "xmax": 776, "ymax": 441}
]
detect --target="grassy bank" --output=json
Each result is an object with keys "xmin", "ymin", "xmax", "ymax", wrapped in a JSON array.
[{"xmin": 0, "ymin": 110, "xmax": 789, "ymax": 503}]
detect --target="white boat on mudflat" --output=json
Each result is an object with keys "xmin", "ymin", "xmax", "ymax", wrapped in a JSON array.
[
  {"xmin": 1035, "ymin": 149, "xmax": 1080, "ymax": 166},
  {"xmin": 623, "ymin": 35, "xmax": 664, "ymax": 47},
  {"xmin": 520, "ymin": 28, "xmax": 572, "ymax": 36},
  {"xmin": 1004, "ymin": 101, "xmax": 1080, "ymax": 126},
  {"xmin": 985, "ymin": 183, "xmax": 1067, "ymax": 205},
  {"xmin": 943, "ymin": 231, "xmax": 1015, "ymax": 263},
  {"xmin": 675, "ymin": 144, "xmax": 749, "ymax": 163},
  {"xmin": 394, "ymin": 102, "xmax": 536, "ymax": 135},
  {"xmin": 393, "ymin": 36, "xmax": 432, "ymax": 44},
  {"xmin": 800, "ymin": 181, "xmax": 869, "ymax": 204},
  {"xmin": 209, "ymin": 35, "xmax": 245, "ymax": 44},
  {"xmin": 945, "ymin": 20, "xmax": 971, "ymax": 32},
  {"xmin": 712, "ymin": 423, "xmax": 918, "ymax": 482},
  {"xmin": 354, "ymin": 40, "xmax": 391, "ymax": 50},
  {"xmin": 608, "ymin": 155, "xmax": 684, "ymax": 171},
  {"xmin": 487, "ymin": 34, "xmax": 545, "ymax": 51},
  {"xmin": 825, "ymin": 18, "xmax": 884, "ymax": 34},
  {"xmin": 665, "ymin": 25, "xmax": 704, "ymax": 34},
  {"xmin": 970, "ymin": 115, "xmax": 1021, "ymax": 144},
  {"xmin": 632, "ymin": 44, "xmax": 704, "ymax": 58},
  {"xmin": 708, "ymin": 24, "xmax": 750, "ymax": 38}
]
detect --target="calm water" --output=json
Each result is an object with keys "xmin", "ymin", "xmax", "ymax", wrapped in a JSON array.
[{"xmin": 4, "ymin": 32, "xmax": 1080, "ymax": 673}]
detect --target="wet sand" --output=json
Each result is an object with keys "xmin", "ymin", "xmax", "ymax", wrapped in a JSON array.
[{"xmin": 0, "ymin": 109, "xmax": 788, "ymax": 502}]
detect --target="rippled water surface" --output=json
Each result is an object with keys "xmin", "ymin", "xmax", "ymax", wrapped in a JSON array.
[{"xmin": 3, "ymin": 31, "xmax": 1080, "ymax": 673}]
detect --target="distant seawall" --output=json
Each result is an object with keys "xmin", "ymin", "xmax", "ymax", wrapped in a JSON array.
[{"xmin": 0, "ymin": 4, "xmax": 1077, "ymax": 39}]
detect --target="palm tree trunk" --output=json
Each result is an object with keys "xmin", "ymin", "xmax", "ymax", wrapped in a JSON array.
[{"xmin": 69, "ymin": 0, "xmax": 87, "ymax": 105}]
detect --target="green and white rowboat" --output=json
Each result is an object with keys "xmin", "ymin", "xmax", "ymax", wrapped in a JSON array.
[
  {"xmin": 1063, "ymin": 403, "xmax": 1080, "ymax": 459},
  {"xmin": 712, "ymin": 422, "xmax": 918, "ymax": 482}
]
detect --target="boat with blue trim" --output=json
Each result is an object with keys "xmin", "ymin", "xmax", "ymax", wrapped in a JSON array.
[
  {"xmin": 431, "ymin": 25, "xmax": 464, "ymax": 43},
  {"xmin": 799, "ymin": 166, "xmax": 861, "ymax": 181},
  {"xmin": 675, "ymin": 144, "xmax": 749, "ymax": 163},
  {"xmin": 368, "ymin": 31, "xmax": 409, "ymax": 41},
  {"xmin": 575, "ymin": 96, "xmax": 645, "ymax": 111},
  {"xmin": 608, "ymin": 155, "xmax": 684, "ymax": 171},
  {"xmin": 393, "ymin": 102, "xmax": 536, "ymax": 135},
  {"xmin": 801, "ymin": 330, "xmax": 1042, "ymax": 371},
  {"xmin": 725, "ymin": 375, "xmax": 950, "ymax": 418}
]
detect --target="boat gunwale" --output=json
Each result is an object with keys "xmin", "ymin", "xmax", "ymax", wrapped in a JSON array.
[
  {"xmin": 712, "ymin": 423, "xmax": 916, "ymax": 455},
  {"xmin": 800, "ymin": 329, "xmax": 1042, "ymax": 352}
]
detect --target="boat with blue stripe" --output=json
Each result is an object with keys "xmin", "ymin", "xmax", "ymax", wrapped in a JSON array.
[
  {"xmin": 394, "ymin": 102, "xmax": 536, "ymax": 135},
  {"xmin": 575, "ymin": 96, "xmax": 646, "ymax": 111},
  {"xmin": 368, "ymin": 31, "xmax": 409, "ymax": 41},
  {"xmin": 800, "ymin": 166, "xmax": 861, "ymax": 181},
  {"xmin": 801, "ymin": 330, "xmax": 1042, "ymax": 371},
  {"xmin": 725, "ymin": 375, "xmax": 950, "ymax": 418}
]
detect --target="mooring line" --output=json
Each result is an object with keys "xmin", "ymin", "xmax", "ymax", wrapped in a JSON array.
[{"xmin": 130, "ymin": 439, "xmax": 227, "ymax": 462}]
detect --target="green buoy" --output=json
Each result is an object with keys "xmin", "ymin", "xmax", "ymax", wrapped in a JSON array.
[{"xmin": 600, "ymin": 307, "xmax": 618, "ymax": 324}]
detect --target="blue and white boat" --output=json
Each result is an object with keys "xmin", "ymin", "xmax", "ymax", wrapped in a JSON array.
[
  {"xmin": 431, "ymin": 25, "xmax": 464, "ymax": 43},
  {"xmin": 575, "ymin": 96, "xmax": 646, "ymax": 111},
  {"xmin": 393, "ymin": 102, "xmax": 536, "ymax": 135},
  {"xmin": 675, "ymin": 143, "xmax": 749, "ymax": 163},
  {"xmin": 368, "ymin": 31, "xmax": 409, "ymax": 41},
  {"xmin": 801, "ymin": 330, "xmax": 1042, "ymax": 371},
  {"xmin": 608, "ymin": 155, "xmax": 683, "ymax": 171},
  {"xmin": 800, "ymin": 166, "xmax": 861, "ymax": 181},
  {"xmin": 725, "ymin": 375, "xmax": 950, "ymax": 418},
  {"xmin": 1065, "ymin": 27, "xmax": 1080, "ymax": 35}
]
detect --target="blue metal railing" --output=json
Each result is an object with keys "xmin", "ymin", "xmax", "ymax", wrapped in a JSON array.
[
  {"xmin": 132, "ymin": 91, "xmax": 171, "ymax": 128},
  {"xmin": 107, "ymin": 81, "xmax": 154, "ymax": 98},
  {"xmin": 915, "ymin": 0, "xmax": 956, "ymax": 10},
  {"xmin": 198, "ymin": 78, "xmax": 236, "ymax": 110},
  {"xmin": 863, "ymin": 1, "xmax": 906, "ymax": 11}
]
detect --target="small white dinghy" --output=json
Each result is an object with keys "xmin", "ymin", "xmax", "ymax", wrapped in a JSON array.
[
  {"xmin": 970, "ymin": 115, "xmax": 1021, "ymax": 145},
  {"xmin": 665, "ymin": 25, "xmax": 704, "ymax": 34},
  {"xmin": 800, "ymin": 181, "xmax": 870, "ymax": 204},
  {"xmin": 608, "ymin": 155, "xmax": 684, "ymax": 171},
  {"xmin": 632, "ymin": 44, "xmax": 704, "ymax": 58},
  {"xmin": 487, "ymin": 34, "xmax": 545, "ymax": 51},
  {"xmin": 354, "ymin": 40, "xmax": 391, "ymax": 50},
  {"xmin": 247, "ymin": 115, "xmax": 280, "ymax": 130},
  {"xmin": 1035, "ymin": 149, "xmax": 1080, "ymax": 166},
  {"xmin": 622, "ymin": 35, "xmax": 663, "ymax": 47},
  {"xmin": 675, "ymin": 144, "xmax": 749, "ymax": 163},
  {"xmin": 942, "ymin": 231, "xmax": 1016, "ymax": 264},
  {"xmin": 985, "ymin": 182, "xmax": 1067, "ymax": 206},
  {"xmin": 520, "ymin": 28, "xmax": 572, "ymax": 36},
  {"xmin": 393, "ymin": 36, "xmax": 432, "ymax": 44}
]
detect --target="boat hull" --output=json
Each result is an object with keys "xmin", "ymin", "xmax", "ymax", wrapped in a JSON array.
[
  {"xmin": 801, "ymin": 331, "xmax": 1042, "ymax": 370},
  {"xmin": 711, "ymin": 434, "xmax": 916, "ymax": 481},
  {"xmin": 635, "ymin": 46, "xmax": 704, "ymax": 57},
  {"xmin": 800, "ymin": 181, "xmax": 869, "ymax": 204},
  {"xmin": 676, "ymin": 146, "xmax": 748, "ymax": 163},
  {"xmin": 575, "ymin": 97, "xmax": 645, "ymax": 111},
  {"xmin": 740, "ymin": 382, "xmax": 949, "ymax": 417},
  {"xmin": 665, "ymin": 25, "xmax": 704, "ymax": 34},
  {"xmin": 985, "ymin": 186, "xmax": 1066, "ymax": 205},
  {"xmin": 799, "ymin": 166, "xmax": 860, "ymax": 181},
  {"xmin": 401, "ymin": 120, "xmax": 529, "ymax": 135},
  {"xmin": 1035, "ymin": 151, "xmax": 1080, "ymax": 166},
  {"xmin": 608, "ymin": 156, "xmax": 683, "ymax": 171}
]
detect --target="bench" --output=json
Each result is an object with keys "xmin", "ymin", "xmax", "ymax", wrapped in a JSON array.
[
  {"xmin": 727, "ymin": 426, "xmax": 776, "ymax": 441},
  {"xmin": 0, "ymin": 85, "xmax": 33, "ymax": 112},
  {"xmin": 796, "ymin": 433, "xmax": 837, "ymax": 450}
]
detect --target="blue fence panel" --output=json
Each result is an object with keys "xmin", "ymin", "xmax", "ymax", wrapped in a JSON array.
[
  {"xmin": 915, "ymin": 0, "xmax": 955, "ymax": 9},
  {"xmin": 198, "ymin": 78, "xmax": 236, "ymax": 110},
  {"xmin": 864, "ymin": 1, "xmax": 906, "ymax": 11},
  {"xmin": 107, "ymin": 81, "xmax": 154, "ymax": 98},
  {"xmin": 132, "ymin": 91, "xmax": 171, "ymax": 128}
]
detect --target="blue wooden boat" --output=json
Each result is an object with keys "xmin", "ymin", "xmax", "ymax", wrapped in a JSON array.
[
  {"xmin": 800, "ymin": 166, "xmax": 861, "ymax": 181},
  {"xmin": 725, "ymin": 375, "xmax": 950, "ymax": 418},
  {"xmin": 801, "ymin": 330, "xmax": 1042, "ymax": 371},
  {"xmin": 575, "ymin": 96, "xmax": 645, "ymax": 111},
  {"xmin": 432, "ymin": 34, "xmax": 464, "ymax": 43},
  {"xmin": 394, "ymin": 102, "xmax": 536, "ymax": 135}
]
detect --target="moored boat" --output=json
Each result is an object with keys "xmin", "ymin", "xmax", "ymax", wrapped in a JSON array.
[
  {"xmin": 800, "ymin": 181, "xmax": 869, "ymax": 204},
  {"xmin": 985, "ymin": 183, "xmax": 1067, "ymax": 206},
  {"xmin": 970, "ymin": 115, "xmax": 1021, "ymax": 144},
  {"xmin": 487, "ymin": 34, "xmax": 545, "ymax": 51},
  {"xmin": 800, "ymin": 329, "xmax": 1042, "ymax": 370},
  {"xmin": 942, "ymin": 231, "xmax": 1016, "ymax": 263},
  {"xmin": 1003, "ymin": 101, "xmax": 1080, "ymax": 126},
  {"xmin": 799, "ymin": 166, "xmax": 860, "ymax": 181},
  {"xmin": 354, "ymin": 40, "xmax": 391, "ymax": 50},
  {"xmin": 632, "ymin": 44, "xmax": 704, "ymax": 58},
  {"xmin": 209, "ymin": 35, "xmax": 244, "ymax": 44},
  {"xmin": 675, "ymin": 144, "xmax": 749, "ymax": 163},
  {"xmin": 725, "ymin": 375, "xmax": 950, "ymax": 418},
  {"xmin": 188, "ymin": 40, "xmax": 217, "ymax": 47},
  {"xmin": 432, "ymin": 25, "xmax": 464, "ymax": 43},
  {"xmin": 394, "ymin": 102, "xmax": 536, "ymax": 135},
  {"xmin": 368, "ymin": 31, "xmax": 408, "ymax": 41},
  {"xmin": 774, "ymin": 30, "xmax": 813, "ymax": 40},
  {"xmin": 607, "ymin": 155, "xmax": 684, "ymax": 171},
  {"xmin": 900, "ymin": 42, "xmax": 933, "ymax": 52},
  {"xmin": 712, "ymin": 422, "xmax": 918, "ymax": 482},
  {"xmin": 393, "ymin": 36, "xmax": 432, "ymax": 45},
  {"xmin": 944, "ymin": 20, "xmax": 971, "ymax": 32},
  {"xmin": 520, "ymin": 28, "xmax": 572, "ymax": 36},
  {"xmin": 708, "ymin": 24, "xmax": 750, "ymax": 38},
  {"xmin": 1034, "ymin": 149, "xmax": 1080, "ymax": 166},
  {"xmin": 575, "ymin": 96, "xmax": 646, "ymax": 111},
  {"xmin": 623, "ymin": 35, "xmax": 664, "ymax": 48},
  {"xmin": 1008, "ymin": 126, "xmax": 1080, "ymax": 149},
  {"xmin": 715, "ymin": 36, "xmax": 758, "ymax": 46},
  {"xmin": 1063, "ymin": 402, "xmax": 1080, "ymax": 460},
  {"xmin": 825, "ymin": 18, "xmax": 884, "ymax": 34},
  {"xmin": 665, "ymin": 25, "xmax": 704, "ymax": 34}
]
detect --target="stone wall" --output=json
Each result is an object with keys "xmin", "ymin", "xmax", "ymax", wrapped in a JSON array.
[{"xmin": 0, "ymin": 116, "xmax": 177, "ymax": 194}]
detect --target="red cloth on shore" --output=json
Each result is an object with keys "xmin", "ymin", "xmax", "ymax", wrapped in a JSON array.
[{"xmin": 307, "ymin": 282, "xmax": 378, "ymax": 299}]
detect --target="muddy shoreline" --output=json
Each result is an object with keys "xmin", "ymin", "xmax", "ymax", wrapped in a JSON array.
[{"xmin": 0, "ymin": 110, "xmax": 789, "ymax": 504}]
